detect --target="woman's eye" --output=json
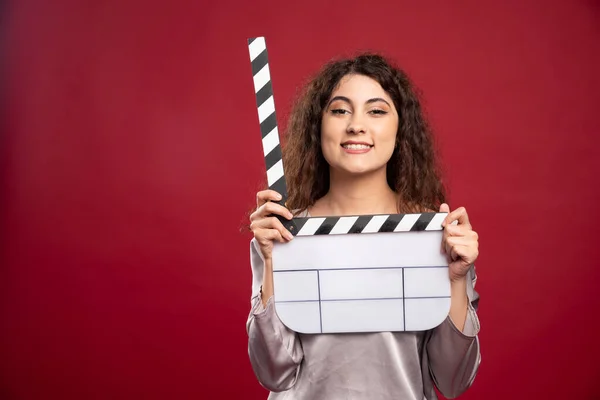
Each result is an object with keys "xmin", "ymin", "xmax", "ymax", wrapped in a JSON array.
[
  {"xmin": 331, "ymin": 109, "xmax": 350, "ymax": 115},
  {"xmin": 369, "ymin": 109, "xmax": 388, "ymax": 115}
]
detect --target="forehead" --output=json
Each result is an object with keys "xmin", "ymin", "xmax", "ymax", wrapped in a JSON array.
[{"xmin": 330, "ymin": 74, "xmax": 392, "ymax": 102}]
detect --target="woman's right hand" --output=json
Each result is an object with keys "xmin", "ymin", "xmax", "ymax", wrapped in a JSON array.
[{"xmin": 250, "ymin": 190, "xmax": 294, "ymax": 261}]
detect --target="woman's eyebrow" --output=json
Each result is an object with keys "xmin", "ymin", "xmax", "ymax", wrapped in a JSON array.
[
  {"xmin": 327, "ymin": 96, "xmax": 391, "ymax": 107},
  {"xmin": 365, "ymin": 97, "xmax": 391, "ymax": 107},
  {"xmin": 327, "ymin": 96, "xmax": 351, "ymax": 107}
]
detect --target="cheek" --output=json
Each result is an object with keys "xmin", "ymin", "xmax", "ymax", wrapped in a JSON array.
[
  {"xmin": 378, "ymin": 125, "xmax": 398, "ymax": 161},
  {"xmin": 379, "ymin": 124, "xmax": 398, "ymax": 146},
  {"xmin": 320, "ymin": 135, "xmax": 337, "ymax": 164},
  {"xmin": 320, "ymin": 120, "xmax": 340, "ymax": 150},
  {"xmin": 321, "ymin": 118, "xmax": 335, "ymax": 138}
]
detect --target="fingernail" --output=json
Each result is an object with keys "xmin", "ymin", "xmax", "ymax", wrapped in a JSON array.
[
  {"xmin": 275, "ymin": 194, "xmax": 282, "ymax": 200},
  {"xmin": 285, "ymin": 232, "xmax": 294, "ymax": 240}
]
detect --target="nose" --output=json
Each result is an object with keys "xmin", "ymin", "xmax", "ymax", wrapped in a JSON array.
[{"xmin": 347, "ymin": 113, "xmax": 366, "ymax": 135}]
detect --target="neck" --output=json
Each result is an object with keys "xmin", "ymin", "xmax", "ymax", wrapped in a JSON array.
[{"xmin": 319, "ymin": 167, "xmax": 398, "ymax": 216}]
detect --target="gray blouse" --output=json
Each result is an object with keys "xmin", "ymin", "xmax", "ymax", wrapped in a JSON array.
[{"xmin": 246, "ymin": 238, "xmax": 481, "ymax": 400}]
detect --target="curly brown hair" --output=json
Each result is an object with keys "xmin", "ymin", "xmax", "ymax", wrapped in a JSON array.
[{"xmin": 282, "ymin": 53, "xmax": 446, "ymax": 215}]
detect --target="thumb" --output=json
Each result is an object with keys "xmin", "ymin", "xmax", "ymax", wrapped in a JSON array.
[{"xmin": 439, "ymin": 203, "xmax": 450, "ymax": 213}]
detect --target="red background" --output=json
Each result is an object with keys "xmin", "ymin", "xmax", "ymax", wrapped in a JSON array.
[{"xmin": 2, "ymin": 1, "xmax": 599, "ymax": 399}]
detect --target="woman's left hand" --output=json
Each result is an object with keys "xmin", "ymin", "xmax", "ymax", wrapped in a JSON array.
[{"xmin": 439, "ymin": 204, "xmax": 479, "ymax": 282}]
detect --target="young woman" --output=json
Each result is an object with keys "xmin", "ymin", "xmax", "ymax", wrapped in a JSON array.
[{"xmin": 246, "ymin": 54, "xmax": 480, "ymax": 400}]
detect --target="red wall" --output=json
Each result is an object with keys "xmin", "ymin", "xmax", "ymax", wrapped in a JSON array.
[{"xmin": 2, "ymin": 1, "xmax": 599, "ymax": 399}]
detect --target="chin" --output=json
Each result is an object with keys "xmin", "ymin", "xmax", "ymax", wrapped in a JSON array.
[
  {"xmin": 336, "ymin": 164, "xmax": 383, "ymax": 176},
  {"xmin": 347, "ymin": 168, "xmax": 375, "ymax": 175}
]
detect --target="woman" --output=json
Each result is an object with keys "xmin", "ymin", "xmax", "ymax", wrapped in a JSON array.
[{"xmin": 246, "ymin": 53, "xmax": 480, "ymax": 400}]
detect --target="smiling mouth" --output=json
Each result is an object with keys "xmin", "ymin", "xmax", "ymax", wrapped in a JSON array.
[{"xmin": 341, "ymin": 143, "xmax": 373, "ymax": 150}]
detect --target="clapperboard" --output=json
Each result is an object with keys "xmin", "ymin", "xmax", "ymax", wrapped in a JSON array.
[{"xmin": 247, "ymin": 37, "xmax": 450, "ymax": 334}]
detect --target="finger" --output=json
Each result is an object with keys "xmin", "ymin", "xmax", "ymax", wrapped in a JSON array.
[
  {"xmin": 450, "ymin": 244, "xmax": 478, "ymax": 265},
  {"xmin": 255, "ymin": 228, "xmax": 285, "ymax": 245},
  {"xmin": 444, "ymin": 239, "xmax": 462, "ymax": 262},
  {"xmin": 443, "ymin": 206, "xmax": 471, "ymax": 228},
  {"xmin": 441, "ymin": 228, "xmax": 450, "ymax": 254},
  {"xmin": 445, "ymin": 236, "xmax": 476, "ymax": 247},
  {"xmin": 251, "ymin": 202, "xmax": 291, "ymax": 222},
  {"xmin": 439, "ymin": 203, "xmax": 450, "ymax": 213},
  {"xmin": 252, "ymin": 216, "xmax": 294, "ymax": 241},
  {"xmin": 252, "ymin": 201, "xmax": 293, "ymax": 221},
  {"xmin": 444, "ymin": 236, "xmax": 473, "ymax": 260},
  {"xmin": 444, "ymin": 224, "xmax": 475, "ymax": 237},
  {"xmin": 449, "ymin": 245, "xmax": 459, "ymax": 262},
  {"xmin": 444, "ymin": 237, "xmax": 459, "ymax": 261},
  {"xmin": 256, "ymin": 190, "xmax": 283, "ymax": 208},
  {"xmin": 445, "ymin": 237, "xmax": 478, "ymax": 263},
  {"xmin": 441, "ymin": 225, "xmax": 462, "ymax": 252}
]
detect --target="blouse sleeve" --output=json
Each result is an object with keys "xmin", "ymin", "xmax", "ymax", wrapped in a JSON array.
[
  {"xmin": 426, "ymin": 266, "xmax": 481, "ymax": 399},
  {"xmin": 246, "ymin": 238, "xmax": 304, "ymax": 392}
]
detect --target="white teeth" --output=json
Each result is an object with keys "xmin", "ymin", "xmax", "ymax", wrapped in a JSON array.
[{"xmin": 342, "ymin": 144, "xmax": 371, "ymax": 150}]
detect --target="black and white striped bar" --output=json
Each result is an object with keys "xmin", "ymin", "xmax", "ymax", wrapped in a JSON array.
[
  {"xmin": 248, "ymin": 37, "xmax": 288, "ymax": 203},
  {"xmin": 284, "ymin": 212, "xmax": 446, "ymax": 236}
]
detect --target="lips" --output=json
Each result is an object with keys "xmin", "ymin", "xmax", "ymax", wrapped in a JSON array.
[
  {"xmin": 340, "ymin": 141, "xmax": 373, "ymax": 154},
  {"xmin": 341, "ymin": 141, "xmax": 373, "ymax": 150}
]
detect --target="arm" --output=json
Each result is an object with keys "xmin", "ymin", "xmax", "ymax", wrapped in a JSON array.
[
  {"xmin": 246, "ymin": 238, "xmax": 304, "ymax": 392},
  {"xmin": 426, "ymin": 266, "xmax": 481, "ymax": 399}
]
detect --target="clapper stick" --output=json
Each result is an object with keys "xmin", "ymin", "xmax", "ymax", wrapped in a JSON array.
[
  {"xmin": 247, "ymin": 37, "xmax": 294, "ymax": 232},
  {"xmin": 246, "ymin": 37, "xmax": 451, "ymax": 334}
]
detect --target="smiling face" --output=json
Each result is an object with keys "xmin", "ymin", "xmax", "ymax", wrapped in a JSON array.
[{"xmin": 320, "ymin": 74, "xmax": 399, "ymax": 177}]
